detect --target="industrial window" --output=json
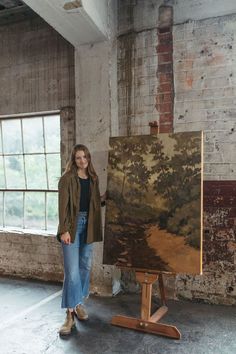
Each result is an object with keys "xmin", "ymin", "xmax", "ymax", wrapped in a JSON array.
[{"xmin": 0, "ymin": 114, "xmax": 60, "ymax": 233}]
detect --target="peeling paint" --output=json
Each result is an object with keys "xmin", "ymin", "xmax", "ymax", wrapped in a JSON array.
[{"xmin": 63, "ymin": 0, "xmax": 82, "ymax": 11}]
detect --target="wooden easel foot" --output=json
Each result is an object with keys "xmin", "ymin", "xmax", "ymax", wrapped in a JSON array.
[
  {"xmin": 111, "ymin": 315, "xmax": 181, "ymax": 339},
  {"xmin": 111, "ymin": 272, "xmax": 181, "ymax": 339}
]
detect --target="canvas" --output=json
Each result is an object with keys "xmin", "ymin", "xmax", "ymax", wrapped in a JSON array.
[{"xmin": 103, "ymin": 132, "xmax": 203, "ymax": 274}]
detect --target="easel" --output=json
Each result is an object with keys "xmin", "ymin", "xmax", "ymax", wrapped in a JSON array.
[
  {"xmin": 111, "ymin": 271, "xmax": 181, "ymax": 339},
  {"xmin": 111, "ymin": 122, "xmax": 181, "ymax": 339}
]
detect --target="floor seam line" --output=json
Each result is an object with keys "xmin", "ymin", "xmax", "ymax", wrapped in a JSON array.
[{"xmin": 0, "ymin": 289, "xmax": 62, "ymax": 330}]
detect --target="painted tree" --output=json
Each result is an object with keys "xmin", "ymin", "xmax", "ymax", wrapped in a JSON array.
[
  {"xmin": 152, "ymin": 133, "xmax": 201, "ymax": 211},
  {"xmin": 151, "ymin": 132, "xmax": 202, "ymax": 246},
  {"xmin": 109, "ymin": 136, "xmax": 151, "ymax": 199},
  {"xmin": 150, "ymin": 136, "xmax": 171, "ymax": 199}
]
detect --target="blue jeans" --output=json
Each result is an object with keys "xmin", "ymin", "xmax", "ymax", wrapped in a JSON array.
[{"xmin": 61, "ymin": 212, "xmax": 93, "ymax": 309}]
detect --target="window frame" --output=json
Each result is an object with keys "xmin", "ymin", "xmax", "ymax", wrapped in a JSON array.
[{"xmin": 0, "ymin": 111, "xmax": 61, "ymax": 233}]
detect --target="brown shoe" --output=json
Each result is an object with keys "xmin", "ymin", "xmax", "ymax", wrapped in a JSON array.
[
  {"xmin": 75, "ymin": 304, "xmax": 88, "ymax": 320},
  {"xmin": 59, "ymin": 310, "xmax": 75, "ymax": 335}
]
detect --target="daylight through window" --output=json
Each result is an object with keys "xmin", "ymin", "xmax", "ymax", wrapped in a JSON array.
[{"xmin": 0, "ymin": 114, "xmax": 60, "ymax": 232}]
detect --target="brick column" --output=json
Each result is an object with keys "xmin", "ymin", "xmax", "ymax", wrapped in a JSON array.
[{"xmin": 156, "ymin": 6, "xmax": 174, "ymax": 133}]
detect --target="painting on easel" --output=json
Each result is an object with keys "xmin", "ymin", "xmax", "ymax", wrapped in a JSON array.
[{"xmin": 103, "ymin": 132, "xmax": 203, "ymax": 274}]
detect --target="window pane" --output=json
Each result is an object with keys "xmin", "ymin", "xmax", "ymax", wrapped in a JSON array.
[
  {"xmin": 47, "ymin": 154, "xmax": 61, "ymax": 189},
  {"xmin": 0, "ymin": 192, "xmax": 3, "ymax": 226},
  {"xmin": 0, "ymin": 122, "xmax": 2, "ymax": 154},
  {"xmin": 22, "ymin": 118, "xmax": 44, "ymax": 153},
  {"xmin": 0, "ymin": 156, "xmax": 5, "ymax": 188},
  {"xmin": 5, "ymin": 155, "xmax": 26, "ymax": 188},
  {"xmin": 44, "ymin": 115, "xmax": 60, "ymax": 152},
  {"xmin": 25, "ymin": 154, "xmax": 47, "ymax": 189},
  {"xmin": 47, "ymin": 192, "xmax": 58, "ymax": 231},
  {"xmin": 5, "ymin": 192, "xmax": 23, "ymax": 228},
  {"xmin": 2, "ymin": 120, "xmax": 22, "ymax": 154},
  {"xmin": 25, "ymin": 192, "xmax": 45, "ymax": 229}
]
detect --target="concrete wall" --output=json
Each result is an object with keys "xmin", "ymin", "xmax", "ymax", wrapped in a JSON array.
[
  {"xmin": 117, "ymin": 0, "xmax": 159, "ymax": 136},
  {"xmin": 173, "ymin": 13, "xmax": 236, "ymax": 305},
  {"xmin": 173, "ymin": 15, "xmax": 236, "ymax": 179},
  {"xmin": 117, "ymin": 0, "xmax": 236, "ymax": 305},
  {"xmin": 171, "ymin": 0, "xmax": 236, "ymax": 24},
  {"xmin": 0, "ymin": 16, "xmax": 75, "ymax": 282},
  {"xmin": 0, "ymin": 231, "xmax": 63, "ymax": 281},
  {"xmin": 0, "ymin": 16, "xmax": 75, "ymax": 116}
]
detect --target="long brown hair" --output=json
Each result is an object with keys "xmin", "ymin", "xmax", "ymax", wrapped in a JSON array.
[{"xmin": 64, "ymin": 144, "xmax": 97, "ymax": 181}]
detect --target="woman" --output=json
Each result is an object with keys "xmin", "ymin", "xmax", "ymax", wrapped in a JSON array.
[{"xmin": 57, "ymin": 144, "xmax": 106, "ymax": 336}]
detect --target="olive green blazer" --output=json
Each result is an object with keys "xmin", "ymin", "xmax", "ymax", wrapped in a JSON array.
[{"xmin": 57, "ymin": 169, "xmax": 103, "ymax": 244}]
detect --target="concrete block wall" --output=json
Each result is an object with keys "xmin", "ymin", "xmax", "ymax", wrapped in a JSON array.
[
  {"xmin": 117, "ymin": 0, "xmax": 236, "ymax": 305},
  {"xmin": 117, "ymin": 0, "xmax": 159, "ymax": 136},
  {"xmin": 0, "ymin": 231, "xmax": 63, "ymax": 281},
  {"xmin": 0, "ymin": 16, "xmax": 75, "ymax": 282},
  {"xmin": 118, "ymin": 30, "xmax": 158, "ymax": 136},
  {"xmin": 173, "ymin": 15, "xmax": 236, "ymax": 305},
  {"xmin": 173, "ymin": 15, "xmax": 236, "ymax": 180}
]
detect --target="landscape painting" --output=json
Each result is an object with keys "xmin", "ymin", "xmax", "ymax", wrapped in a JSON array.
[{"xmin": 103, "ymin": 132, "xmax": 203, "ymax": 274}]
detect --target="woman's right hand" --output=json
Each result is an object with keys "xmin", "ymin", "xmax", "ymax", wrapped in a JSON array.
[{"xmin": 61, "ymin": 231, "xmax": 71, "ymax": 245}]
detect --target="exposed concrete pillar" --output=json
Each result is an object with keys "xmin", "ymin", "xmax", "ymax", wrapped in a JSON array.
[
  {"xmin": 60, "ymin": 106, "xmax": 76, "ymax": 172},
  {"xmin": 74, "ymin": 40, "xmax": 120, "ymax": 296}
]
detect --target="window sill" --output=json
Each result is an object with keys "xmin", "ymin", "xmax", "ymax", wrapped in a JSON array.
[{"xmin": 0, "ymin": 227, "xmax": 55, "ymax": 237}]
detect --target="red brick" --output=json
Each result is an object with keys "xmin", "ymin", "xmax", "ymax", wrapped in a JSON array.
[
  {"xmin": 204, "ymin": 181, "xmax": 236, "ymax": 196},
  {"xmin": 156, "ymin": 94, "xmax": 172, "ymax": 106},
  {"xmin": 157, "ymin": 63, "xmax": 173, "ymax": 74},
  {"xmin": 156, "ymin": 21, "xmax": 174, "ymax": 134},
  {"xmin": 159, "ymin": 123, "xmax": 173, "ymax": 133},
  {"xmin": 158, "ymin": 26, "xmax": 172, "ymax": 34},
  {"xmin": 158, "ymin": 72, "xmax": 173, "ymax": 83},
  {"xmin": 204, "ymin": 195, "xmax": 236, "ymax": 207},
  {"xmin": 158, "ymin": 31, "xmax": 172, "ymax": 43},
  {"xmin": 158, "ymin": 102, "xmax": 173, "ymax": 113},
  {"xmin": 157, "ymin": 43, "xmax": 172, "ymax": 53},
  {"xmin": 159, "ymin": 113, "xmax": 173, "ymax": 123},
  {"xmin": 204, "ymin": 240, "xmax": 234, "ymax": 264},
  {"xmin": 159, "ymin": 82, "xmax": 173, "ymax": 92},
  {"xmin": 158, "ymin": 52, "xmax": 172, "ymax": 64},
  {"xmin": 203, "ymin": 181, "xmax": 236, "ymax": 208},
  {"xmin": 164, "ymin": 93, "xmax": 173, "ymax": 102}
]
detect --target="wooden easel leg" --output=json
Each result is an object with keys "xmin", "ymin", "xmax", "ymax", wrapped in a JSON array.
[
  {"xmin": 138, "ymin": 273, "xmax": 155, "ymax": 321},
  {"xmin": 158, "ymin": 273, "xmax": 167, "ymax": 305},
  {"xmin": 150, "ymin": 272, "xmax": 168, "ymax": 322},
  {"xmin": 111, "ymin": 272, "xmax": 181, "ymax": 339}
]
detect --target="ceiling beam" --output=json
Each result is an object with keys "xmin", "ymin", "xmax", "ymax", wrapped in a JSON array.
[{"xmin": 23, "ymin": 0, "xmax": 109, "ymax": 46}]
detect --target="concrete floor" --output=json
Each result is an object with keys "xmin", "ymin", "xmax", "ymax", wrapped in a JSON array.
[{"xmin": 0, "ymin": 277, "xmax": 235, "ymax": 354}]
